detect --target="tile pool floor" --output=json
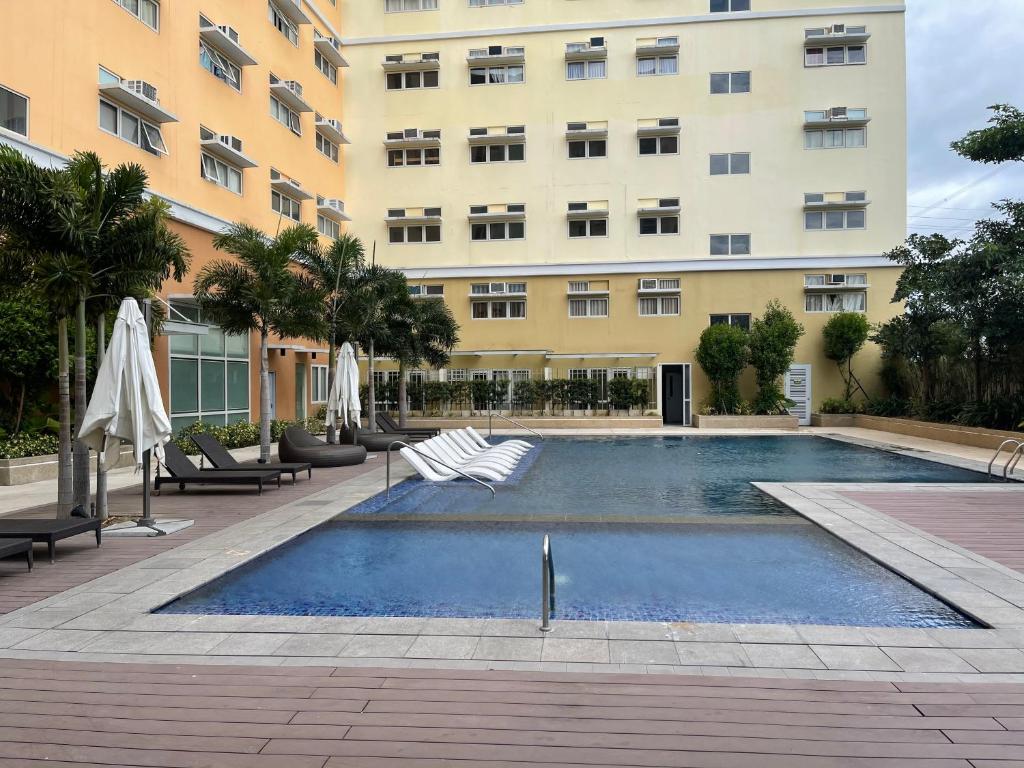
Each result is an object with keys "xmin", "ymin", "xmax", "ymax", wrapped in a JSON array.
[{"xmin": 1, "ymin": 429, "xmax": 1024, "ymax": 683}]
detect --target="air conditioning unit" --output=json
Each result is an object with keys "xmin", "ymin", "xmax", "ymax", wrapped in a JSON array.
[
  {"xmin": 489, "ymin": 282, "xmax": 507, "ymax": 294},
  {"xmin": 424, "ymin": 285, "xmax": 444, "ymax": 296},
  {"xmin": 832, "ymin": 24, "xmax": 846, "ymax": 34},
  {"xmin": 123, "ymin": 80, "xmax": 158, "ymax": 102},
  {"xmin": 590, "ymin": 36, "xmax": 605, "ymax": 48},
  {"xmin": 286, "ymin": 179, "xmax": 304, "ymax": 191},
  {"xmin": 218, "ymin": 134, "xmax": 243, "ymax": 152},
  {"xmin": 217, "ymin": 25, "xmax": 240, "ymax": 43},
  {"xmin": 423, "ymin": 129, "xmax": 441, "ymax": 139},
  {"xmin": 829, "ymin": 107, "xmax": 848, "ymax": 120},
  {"xmin": 828, "ymin": 274, "xmax": 847, "ymax": 285},
  {"xmin": 323, "ymin": 199, "xmax": 346, "ymax": 213},
  {"xmin": 658, "ymin": 198, "xmax": 679, "ymax": 208},
  {"xmin": 423, "ymin": 52, "xmax": 440, "ymax": 61},
  {"xmin": 283, "ymin": 80, "xmax": 303, "ymax": 97},
  {"xmin": 488, "ymin": 45, "xmax": 503, "ymax": 56},
  {"xmin": 385, "ymin": 54, "xmax": 403, "ymax": 63},
  {"xmin": 403, "ymin": 128, "xmax": 421, "ymax": 139},
  {"xmin": 639, "ymin": 279, "xmax": 658, "ymax": 291},
  {"xmin": 567, "ymin": 122, "xmax": 587, "ymax": 132},
  {"xmin": 322, "ymin": 118, "xmax": 342, "ymax": 132}
]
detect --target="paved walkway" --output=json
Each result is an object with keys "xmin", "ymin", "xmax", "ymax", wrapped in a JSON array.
[{"xmin": 1, "ymin": 656, "xmax": 1023, "ymax": 767}]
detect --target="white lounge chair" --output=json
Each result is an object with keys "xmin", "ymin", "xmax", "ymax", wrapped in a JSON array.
[
  {"xmin": 466, "ymin": 426, "xmax": 533, "ymax": 451},
  {"xmin": 419, "ymin": 438, "xmax": 513, "ymax": 477},
  {"xmin": 399, "ymin": 447, "xmax": 506, "ymax": 483},
  {"xmin": 448, "ymin": 431, "xmax": 523, "ymax": 463}
]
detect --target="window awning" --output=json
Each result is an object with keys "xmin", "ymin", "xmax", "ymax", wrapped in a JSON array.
[
  {"xmin": 546, "ymin": 353, "xmax": 658, "ymax": 360},
  {"xmin": 451, "ymin": 349, "xmax": 550, "ymax": 357}
]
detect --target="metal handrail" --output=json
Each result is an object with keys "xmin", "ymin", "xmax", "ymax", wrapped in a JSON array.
[
  {"xmin": 1005, "ymin": 443, "xmax": 1024, "ymax": 480},
  {"xmin": 540, "ymin": 534, "xmax": 555, "ymax": 632},
  {"xmin": 385, "ymin": 440, "xmax": 495, "ymax": 498},
  {"xmin": 988, "ymin": 439, "xmax": 1024, "ymax": 479},
  {"xmin": 488, "ymin": 410, "xmax": 545, "ymax": 440}
]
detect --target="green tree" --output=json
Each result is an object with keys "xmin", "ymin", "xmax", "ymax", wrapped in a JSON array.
[
  {"xmin": 822, "ymin": 312, "xmax": 871, "ymax": 401},
  {"xmin": 294, "ymin": 233, "xmax": 366, "ymax": 442},
  {"xmin": 695, "ymin": 323, "xmax": 749, "ymax": 414},
  {"xmin": 0, "ymin": 295, "xmax": 58, "ymax": 434},
  {"xmin": 951, "ymin": 104, "xmax": 1024, "ymax": 164},
  {"xmin": 391, "ymin": 298, "xmax": 459, "ymax": 427},
  {"xmin": 194, "ymin": 223, "xmax": 325, "ymax": 462},
  {"xmin": 747, "ymin": 300, "xmax": 804, "ymax": 415}
]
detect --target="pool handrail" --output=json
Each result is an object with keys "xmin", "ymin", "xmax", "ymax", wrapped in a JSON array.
[
  {"xmin": 1005, "ymin": 442, "xmax": 1024, "ymax": 480},
  {"xmin": 488, "ymin": 411, "xmax": 545, "ymax": 440},
  {"xmin": 541, "ymin": 533, "xmax": 555, "ymax": 632},
  {"xmin": 385, "ymin": 439, "xmax": 496, "ymax": 498},
  {"xmin": 988, "ymin": 439, "xmax": 1024, "ymax": 480}
]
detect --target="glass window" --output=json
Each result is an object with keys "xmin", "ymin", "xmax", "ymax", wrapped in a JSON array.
[
  {"xmin": 847, "ymin": 46, "xmax": 866, "ymax": 64},
  {"xmin": 119, "ymin": 112, "xmax": 140, "ymax": 144},
  {"xmin": 710, "ymin": 154, "xmax": 729, "ymax": 175},
  {"xmin": 637, "ymin": 58, "xmax": 656, "ymax": 77},
  {"xmin": 847, "ymin": 128, "xmax": 866, "ymax": 147},
  {"xmin": 710, "ymin": 72, "xmax": 730, "ymax": 93},
  {"xmin": 639, "ymin": 218, "xmax": 658, "ymax": 235},
  {"xmin": 730, "ymin": 153, "xmax": 750, "ymax": 174},
  {"xmin": 99, "ymin": 100, "xmax": 118, "ymax": 134},
  {"xmin": 825, "ymin": 211, "xmax": 846, "ymax": 229},
  {"xmin": 846, "ymin": 209, "xmax": 866, "ymax": 229},
  {"xmin": 731, "ymin": 71, "xmax": 750, "ymax": 92},
  {"xmin": 638, "ymin": 137, "xmax": 657, "ymax": 155},
  {"xmin": 201, "ymin": 360, "xmax": 226, "ymax": 411},
  {"xmin": 170, "ymin": 359, "xmax": 199, "ymax": 414},
  {"xmin": 804, "ymin": 130, "xmax": 824, "ymax": 149},
  {"xmin": 0, "ymin": 86, "xmax": 28, "ymax": 136},
  {"xmin": 805, "ymin": 212, "xmax": 824, "ymax": 230}
]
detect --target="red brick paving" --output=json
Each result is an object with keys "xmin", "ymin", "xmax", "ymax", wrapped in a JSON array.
[
  {"xmin": 0, "ymin": 455, "xmax": 386, "ymax": 614},
  {"xmin": 844, "ymin": 489, "xmax": 1024, "ymax": 573}
]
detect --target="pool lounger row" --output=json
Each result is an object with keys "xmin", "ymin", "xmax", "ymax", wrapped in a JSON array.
[{"xmin": 400, "ymin": 427, "xmax": 533, "ymax": 483}]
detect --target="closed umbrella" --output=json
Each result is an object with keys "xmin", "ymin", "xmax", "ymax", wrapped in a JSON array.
[
  {"xmin": 331, "ymin": 342, "xmax": 361, "ymax": 442},
  {"xmin": 78, "ymin": 298, "xmax": 170, "ymax": 530}
]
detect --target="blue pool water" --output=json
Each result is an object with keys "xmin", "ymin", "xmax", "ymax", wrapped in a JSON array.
[{"xmin": 162, "ymin": 437, "xmax": 984, "ymax": 627}]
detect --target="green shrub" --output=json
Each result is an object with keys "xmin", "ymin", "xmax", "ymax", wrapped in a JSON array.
[
  {"xmin": 864, "ymin": 396, "xmax": 912, "ymax": 418},
  {"xmin": 819, "ymin": 397, "xmax": 863, "ymax": 415},
  {"xmin": 0, "ymin": 432, "xmax": 60, "ymax": 459},
  {"xmin": 424, "ymin": 381, "xmax": 451, "ymax": 409},
  {"xmin": 823, "ymin": 312, "xmax": 871, "ymax": 401},
  {"xmin": 512, "ymin": 380, "xmax": 539, "ymax": 410},
  {"xmin": 223, "ymin": 421, "xmax": 260, "ymax": 448},
  {"xmin": 631, "ymin": 378, "xmax": 653, "ymax": 409},
  {"xmin": 608, "ymin": 377, "xmax": 634, "ymax": 410},
  {"xmin": 695, "ymin": 323, "xmax": 749, "ymax": 414},
  {"xmin": 748, "ymin": 300, "xmax": 804, "ymax": 415}
]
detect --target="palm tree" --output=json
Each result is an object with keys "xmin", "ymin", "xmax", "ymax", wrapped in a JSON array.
[
  {"xmin": 194, "ymin": 223, "xmax": 326, "ymax": 462},
  {"xmin": 294, "ymin": 233, "xmax": 366, "ymax": 442},
  {"xmin": 393, "ymin": 299, "xmax": 459, "ymax": 427}
]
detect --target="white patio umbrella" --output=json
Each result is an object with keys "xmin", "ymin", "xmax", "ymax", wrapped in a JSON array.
[
  {"xmin": 327, "ymin": 342, "xmax": 361, "ymax": 443},
  {"xmin": 78, "ymin": 298, "xmax": 171, "ymax": 528}
]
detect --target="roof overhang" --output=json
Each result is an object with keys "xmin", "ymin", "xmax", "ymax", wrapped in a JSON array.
[
  {"xmin": 199, "ymin": 138, "xmax": 258, "ymax": 169},
  {"xmin": 199, "ymin": 24, "xmax": 258, "ymax": 66},
  {"xmin": 98, "ymin": 83, "xmax": 178, "ymax": 123}
]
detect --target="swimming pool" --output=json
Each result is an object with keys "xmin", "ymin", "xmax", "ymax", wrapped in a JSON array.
[{"xmin": 161, "ymin": 436, "xmax": 984, "ymax": 627}]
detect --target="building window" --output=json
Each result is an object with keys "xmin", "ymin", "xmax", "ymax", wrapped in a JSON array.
[
  {"xmin": 710, "ymin": 234, "xmax": 750, "ymax": 255},
  {"xmin": 268, "ymin": 2, "xmax": 299, "ymax": 45},
  {"xmin": 0, "ymin": 85, "xmax": 28, "ymax": 137},
  {"xmin": 639, "ymin": 296, "xmax": 680, "ymax": 316},
  {"xmin": 471, "ymin": 282, "xmax": 526, "ymax": 295},
  {"xmin": 638, "ymin": 135, "xmax": 678, "ymax": 155},
  {"xmin": 710, "ymin": 0, "xmax": 750, "ymax": 10},
  {"xmin": 568, "ymin": 139, "xmax": 606, "ymax": 159},
  {"xmin": 315, "ymin": 132, "xmax": 339, "ymax": 162},
  {"xmin": 469, "ymin": 65, "xmax": 524, "ymax": 86},
  {"xmin": 569, "ymin": 298, "xmax": 609, "ymax": 318},
  {"xmin": 200, "ymin": 153, "xmax": 242, "ymax": 194},
  {"xmin": 472, "ymin": 300, "xmax": 526, "ymax": 319},
  {"xmin": 389, "ymin": 147, "xmax": 441, "ymax": 167},
  {"xmin": 805, "ymin": 273, "xmax": 867, "ymax": 287},
  {"xmin": 270, "ymin": 96, "xmax": 301, "ymax": 135},
  {"xmin": 386, "ymin": 70, "xmax": 440, "ymax": 90},
  {"xmin": 311, "ymin": 364, "xmax": 329, "ymax": 403},
  {"xmin": 805, "ymin": 45, "xmax": 867, "ymax": 67},
  {"xmin": 114, "ymin": 0, "xmax": 159, "ymax": 30},
  {"xmin": 315, "ymin": 51, "xmax": 338, "ymax": 84},
  {"xmin": 385, "ymin": 0, "xmax": 438, "ymax": 11},
  {"xmin": 200, "ymin": 41, "xmax": 241, "ymax": 91},
  {"xmin": 710, "ymin": 153, "xmax": 750, "ymax": 175},
  {"xmin": 568, "ymin": 219, "xmax": 608, "ymax": 238},
  {"xmin": 469, "ymin": 0, "xmax": 523, "ymax": 5},
  {"xmin": 710, "ymin": 71, "xmax": 751, "ymax": 94},
  {"xmin": 805, "ymin": 209, "xmax": 866, "ymax": 230},
  {"xmin": 639, "ymin": 214, "xmax": 679, "ymax": 235},
  {"xmin": 805, "ymin": 293, "xmax": 867, "ymax": 312},
  {"xmin": 168, "ymin": 302, "xmax": 250, "ymax": 434},
  {"xmin": 710, "ymin": 313, "xmax": 750, "ymax": 330},
  {"xmin": 471, "ymin": 221, "xmax": 525, "ymax": 241},
  {"xmin": 98, "ymin": 99, "xmax": 167, "ymax": 156},
  {"xmin": 389, "ymin": 224, "xmax": 442, "ymax": 243},
  {"xmin": 637, "ymin": 55, "xmax": 678, "ymax": 76},
  {"xmin": 567, "ymin": 60, "xmax": 606, "ymax": 80},
  {"xmin": 317, "ymin": 214, "xmax": 340, "ymax": 239},
  {"xmin": 271, "ymin": 189, "xmax": 301, "ymax": 221},
  {"xmin": 805, "ymin": 127, "xmax": 866, "ymax": 149},
  {"xmin": 471, "ymin": 143, "xmax": 525, "ymax": 163}
]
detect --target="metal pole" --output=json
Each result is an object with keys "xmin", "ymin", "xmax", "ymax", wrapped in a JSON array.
[
  {"xmin": 95, "ymin": 314, "xmax": 108, "ymax": 519},
  {"xmin": 137, "ymin": 299, "xmax": 162, "ymax": 535},
  {"xmin": 540, "ymin": 534, "xmax": 553, "ymax": 632}
]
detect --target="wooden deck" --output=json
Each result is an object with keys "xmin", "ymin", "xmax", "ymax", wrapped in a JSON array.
[
  {"xmin": 0, "ymin": 455, "xmax": 386, "ymax": 614},
  {"xmin": 1, "ymin": 656, "xmax": 1024, "ymax": 766},
  {"xmin": 845, "ymin": 489, "xmax": 1024, "ymax": 574}
]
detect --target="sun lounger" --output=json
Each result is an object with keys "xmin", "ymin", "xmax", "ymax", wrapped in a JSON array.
[
  {"xmin": 0, "ymin": 538, "xmax": 33, "ymax": 570},
  {"xmin": 448, "ymin": 430, "xmax": 525, "ymax": 461},
  {"xmin": 436, "ymin": 434, "xmax": 517, "ymax": 471},
  {"xmin": 279, "ymin": 427, "xmax": 367, "ymax": 468},
  {"xmin": 156, "ymin": 443, "xmax": 282, "ymax": 495},
  {"xmin": 466, "ymin": 426, "xmax": 533, "ymax": 451},
  {"xmin": 340, "ymin": 424, "xmax": 409, "ymax": 452},
  {"xmin": 0, "ymin": 515, "xmax": 100, "ymax": 563},
  {"xmin": 418, "ymin": 438, "xmax": 513, "ymax": 477},
  {"xmin": 190, "ymin": 433, "xmax": 312, "ymax": 483},
  {"xmin": 399, "ymin": 446, "xmax": 506, "ymax": 483},
  {"xmin": 376, "ymin": 412, "xmax": 440, "ymax": 439}
]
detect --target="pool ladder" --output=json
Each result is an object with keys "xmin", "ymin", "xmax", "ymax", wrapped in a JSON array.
[
  {"xmin": 489, "ymin": 411, "xmax": 545, "ymax": 441},
  {"xmin": 385, "ymin": 440, "xmax": 495, "ymax": 498},
  {"xmin": 988, "ymin": 439, "xmax": 1024, "ymax": 481},
  {"xmin": 541, "ymin": 534, "xmax": 555, "ymax": 632}
]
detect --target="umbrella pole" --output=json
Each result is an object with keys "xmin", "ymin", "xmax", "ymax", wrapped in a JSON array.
[{"xmin": 137, "ymin": 299, "xmax": 164, "ymax": 536}]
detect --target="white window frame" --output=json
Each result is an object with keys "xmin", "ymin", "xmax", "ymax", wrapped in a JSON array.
[
  {"xmin": 388, "ymin": 147, "xmax": 441, "ymax": 167},
  {"xmin": 470, "ymin": 143, "xmax": 525, "ymax": 163},
  {"xmin": 268, "ymin": 1, "xmax": 299, "ymax": 45},
  {"xmin": 804, "ymin": 210, "xmax": 867, "ymax": 231},
  {"xmin": 469, "ymin": 65, "xmax": 525, "ymax": 86},
  {"xmin": 114, "ymin": 0, "xmax": 159, "ymax": 31},
  {"xmin": 710, "ymin": 233, "xmax": 751, "ymax": 255},
  {"xmin": 98, "ymin": 98, "xmax": 167, "ymax": 156},
  {"xmin": 469, "ymin": 0, "xmax": 523, "ymax": 5},
  {"xmin": 311, "ymin": 364, "xmax": 329, "ymax": 403},
  {"xmin": 636, "ymin": 55, "xmax": 678, "ymax": 77},
  {"xmin": 710, "ymin": 71, "xmax": 751, "ymax": 94},
  {"xmin": 639, "ymin": 215, "xmax": 680, "ymax": 236},
  {"xmin": 804, "ymin": 45, "xmax": 867, "ymax": 67},
  {"xmin": 315, "ymin": 132, "xmax": 339, "ymax": 163},
  {"xmin": 270, "ymin": 95, "xmax": 301, "ymax": 136},
  {"xmin": 710, "ymin": 152, "xmax": 751, "ymax": 175},
  {"xmin": 385, "ymin": 70, "xmax": 440, "ymax": 90},
  {"xmin": 471, "ymin": 300, "xmax": 527, "ymax": 319},
  {"xmin": 638, "ymin": 135, "xmax": 679, "ymax": 156},
  {"xmin": 272, "ymin": 189, "xmax": 301, "ymax": 221},
  {"xmin": 388, "ymin": 224, "xmax": 443, "ymax": 244},
  {"xmin": 385, "ymin": 0, "xmax": 438, "ymax": 12},
  {"xmin": 0, "ymin": 84, "xmax": 29, "ymax": 138},
  {"xmin": 709, "ymin": 312, "xmax": 750, "ymax": 330},
  {"xmin": 710, "ymin": 0, "xmax": 750, "ymax": 11},
  {"xmin": 568, "ymin": 218, "xmax": 608, "ymax": 239},
  {"xmin": 200, "ymin": 152, "xmax": 242, "ymax": 194},
  {"xmin": 804, "ymin": 127, "xmax": 867, "ymax": 150},
  {"xmin": 805, "ymin": 292, "xmax": 867, "ymax": 313},
  {"xmin": 200, "ymin": 41, "xmax": 241, "ymax": 91},
  {"xmin": 566, "ymin": 59, "xmax": 607, "ymax": 81},
  {"xmin": 470, "ymin": 221, "xmax": 526, "ymax": 241},
  {"xmin": 638, "ymin": 296, "xmax": 680, "ymax": 317},
  {"xmin": 317, "ymin": 214, "xmax": 340, "ymax": 239},
  {"xmin": 315, "ymin": 51, "xmax": 338, "ymax": 84},
  {"xmin": 569, "ymin": 297, "xmax": 609, "ymax": 318},
  {"xmin": 568, "ymin": 138, "xmax": 606, "ymax": 159}
]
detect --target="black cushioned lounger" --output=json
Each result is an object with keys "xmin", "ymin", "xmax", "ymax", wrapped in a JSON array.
[
  {"xmin": 376, "ymin": 412, "xmax": 440, "ymax": 439},
  {"xmin": 0, "ymin": 519, "xmax": 99, "ymax": 563},
  {"xmin": 190, "ymin": 433, "xmax": 312, "ymax": 483},
  {"xmin": 156, "ymin": 443, "xmax": 282, "ymax": 495},
  {"xmin": 0, "ymin": 538, "xmax": 33, "ymax": 570}
]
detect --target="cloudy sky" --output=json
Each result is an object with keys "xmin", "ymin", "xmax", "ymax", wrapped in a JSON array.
[{"xmin": 906, "ymin": 0, "xmax": 1024, "ymax": 237}]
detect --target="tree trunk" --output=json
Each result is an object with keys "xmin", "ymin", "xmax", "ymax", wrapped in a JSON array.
[
  {"xmin": 14, "ymin": 381, "xmax": 25, "ymax": 435},
  {"xmin": 326, "ymin": 341, "xmax": 336, "ymax": 444},
  {"xmin": 57, "ymin": 318, "xmax": 73, "ymax": 518},
  {"xmin": 95, "ymin": 314, "xmax": 108, "ymax": 520},
  {"xmin": 397, "ymin": 361, "xmax": 408, "ymax": 428},
  {"xmin": 259, "ymin": 330, "xmax": 271, "ymax": 463},
  {"xmin": 72, "ymin": 298, "xmax": 90, "ymax": 510},
  {"xmin": 367, "ymin": 339, "xmax": 376, "ymax": 433},
  {"xmin": 973, "ymin": 338, "xmax": 984, "ymax": 401}
]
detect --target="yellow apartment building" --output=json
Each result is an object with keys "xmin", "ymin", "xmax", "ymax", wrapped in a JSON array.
[{"xmin": 0, "ymin": 0, "xmax": 908, "ymax": 428}]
